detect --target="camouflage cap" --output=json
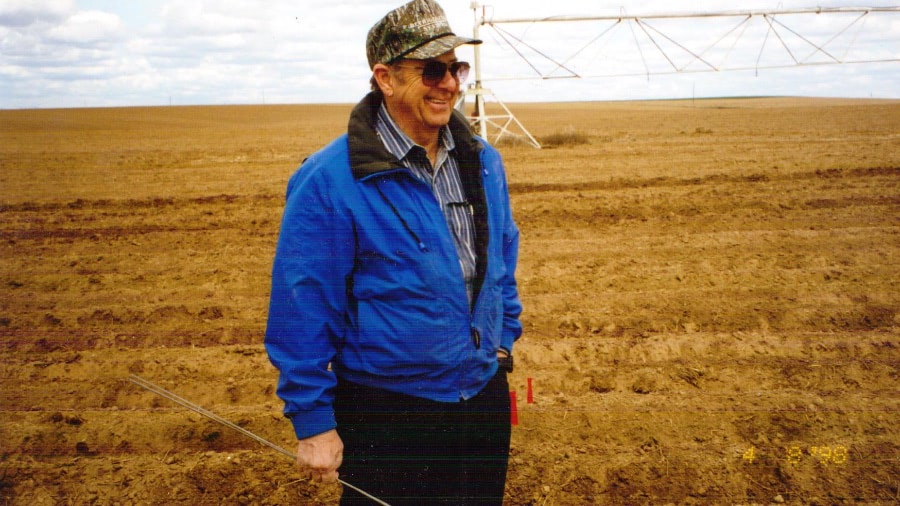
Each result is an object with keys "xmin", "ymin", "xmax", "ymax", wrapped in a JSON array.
[{"xmin": 366, "ymin": 0, "xmax": 481, "ymax": 69}]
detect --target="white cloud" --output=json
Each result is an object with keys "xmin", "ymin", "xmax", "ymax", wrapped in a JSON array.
[
  {"xmin": 0, "ymin": 0, "xmax": 897, "ymax": 108},
  {"xmin": 0, "ymin": 0, "xmax": 74, "ymax": 27},
  {"xmin": 159, "ymin": 1, "xmax": 263, "ymax": 36},
  {"xmin": 47, "ymin": 10, "xmax": 123, "ymax": 45}
]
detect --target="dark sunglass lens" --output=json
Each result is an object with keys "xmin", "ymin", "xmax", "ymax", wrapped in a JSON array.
[
  {"xmin": 451, "ymin": 62, "xmax": 470, "ymax": 82},
  {"xmin": 421, "ymin": 61, "xmax": 448, "ymax": 86},
  {"xmin": 419, "ymin": 61, "xmax": 472, "ymax": 86}
]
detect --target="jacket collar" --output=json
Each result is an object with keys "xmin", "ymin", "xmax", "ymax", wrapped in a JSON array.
[{"xmin": 348, "ymin": 91, "xmax": 482, "ymax": 180}]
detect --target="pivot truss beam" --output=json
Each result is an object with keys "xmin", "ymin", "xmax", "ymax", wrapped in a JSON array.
[
  {"xmin": 486, "ymin": 7, "xmax": 900, "ymax": 24},
  {"xmin": 476, "ymin": 6, "xmax": 900, "ymax": 80}
]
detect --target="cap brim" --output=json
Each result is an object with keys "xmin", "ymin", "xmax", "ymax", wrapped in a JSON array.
[{"xmin": 404, "ymin": 35, "xmax": 482, "ymax": 60}]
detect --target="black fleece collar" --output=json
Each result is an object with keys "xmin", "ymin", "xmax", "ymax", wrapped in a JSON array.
[
  {"xmin": 346, "ymin": 92, "xmax": 490, "ymax": 298},
  {"xmin": 347, "ymin": 91, "xmax": 483, "ymax": 180}
]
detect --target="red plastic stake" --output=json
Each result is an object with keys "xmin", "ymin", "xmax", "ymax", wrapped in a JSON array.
[
  {"xmin": 509, "ymin": 391, "xmax": 519, "ymax": 426},
  {"xmin": 526, "ymin": 377, "xmax": 534, "ymax": 404}
]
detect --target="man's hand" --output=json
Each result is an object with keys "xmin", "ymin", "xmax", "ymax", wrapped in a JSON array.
[{"xmin": 296, "ymin": 429, "xmax": 343, "ymax": 484}]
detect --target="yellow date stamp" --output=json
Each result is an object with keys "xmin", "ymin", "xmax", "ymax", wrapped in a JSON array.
[{"xmin": 742, "ymin": 445, "xmax": 849, "ymax": 465}]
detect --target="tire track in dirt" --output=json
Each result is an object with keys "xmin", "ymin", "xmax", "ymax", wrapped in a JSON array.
[{"xmin": 508, "ymin": 166, "xmax": 900, "ymax": 195}]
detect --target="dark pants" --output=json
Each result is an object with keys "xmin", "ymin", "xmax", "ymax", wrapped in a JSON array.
[{"xmin": 334, "ymin": 370, "xmax": 511, "ymax": 505}]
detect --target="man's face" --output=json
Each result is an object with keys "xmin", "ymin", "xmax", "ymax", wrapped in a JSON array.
[{"xmin": 386, "ymin": 51, "xmax": 465, "ymax": 140}]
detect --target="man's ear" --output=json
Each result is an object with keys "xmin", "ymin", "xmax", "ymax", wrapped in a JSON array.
[{"xmin": 372, "ymin": 64, "xmax": 394, "ymax": 97}]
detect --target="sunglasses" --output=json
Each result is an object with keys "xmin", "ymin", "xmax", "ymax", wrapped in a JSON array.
[{"xmin": 394, "ymin": 60, "xmax": 471, "ymax": 87}]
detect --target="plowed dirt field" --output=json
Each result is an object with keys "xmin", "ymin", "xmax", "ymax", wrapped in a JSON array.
[{"xmin": 1, "ymin": 97, "xmax": 898, "ymax": 504}]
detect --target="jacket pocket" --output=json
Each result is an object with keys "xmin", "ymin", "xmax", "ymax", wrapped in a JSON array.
[{"xmin": 476, "ymin": 284, "xmax": 504, "ymax": 351}]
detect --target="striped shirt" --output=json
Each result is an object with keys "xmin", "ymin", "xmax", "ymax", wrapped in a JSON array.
[{"xmin": 375, "ymin": 104, "xmax": 477, "ymax": 305}]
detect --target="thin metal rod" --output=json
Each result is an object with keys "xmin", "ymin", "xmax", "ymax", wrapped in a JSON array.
[
  {"xmin": 128, "ymin": 374, "xmax": 391, "ymax": 506},
  {"xmin": 480, "ymin": 57, "xmax": 900, "ymax": 82},
  {"xmin": 482, "ymin": 7, "xmax": 900, "ymax": 25}
]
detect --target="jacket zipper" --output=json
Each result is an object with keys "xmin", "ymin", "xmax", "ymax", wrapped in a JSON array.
[
  {"xmin": 374, "ymin": 182, "xmax": 428, "ymax": 252},
  {"xmin": 374, "ymin": 177, "xmax": 483, "ymax": 351}
]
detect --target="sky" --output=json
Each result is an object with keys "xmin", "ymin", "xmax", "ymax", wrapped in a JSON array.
[{"xmin": 1, "ymin": 0, "xmax": 898, "ymax": 109}]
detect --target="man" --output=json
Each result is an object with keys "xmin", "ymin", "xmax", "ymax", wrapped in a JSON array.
[{"xmin": 265, "ymin": 0, "xmax": 522, "ymax": 503}]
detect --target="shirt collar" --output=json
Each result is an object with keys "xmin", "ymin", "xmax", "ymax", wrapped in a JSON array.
[{"xmin": 376, "ymin": 103, "xmax": 456, "ymax": 163}]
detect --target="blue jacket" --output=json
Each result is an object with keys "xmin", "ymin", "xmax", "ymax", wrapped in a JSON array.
[{"xmin": 265, "ymin": 93, "xmax": 523, "ymax": 439}]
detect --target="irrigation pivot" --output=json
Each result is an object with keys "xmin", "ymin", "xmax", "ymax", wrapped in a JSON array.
[{"xmin": 465, "ymin": 3, "xmax": 900, "ymax": 147}]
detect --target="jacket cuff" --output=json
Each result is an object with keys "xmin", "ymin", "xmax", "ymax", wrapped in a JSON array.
[
  {"xmin": 289, "ymin": 407, "xmax": 337, "ymax": 440},
  {"xmin": 501, "ymin": 332, "xmax": 517, "ymax": 355}
]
